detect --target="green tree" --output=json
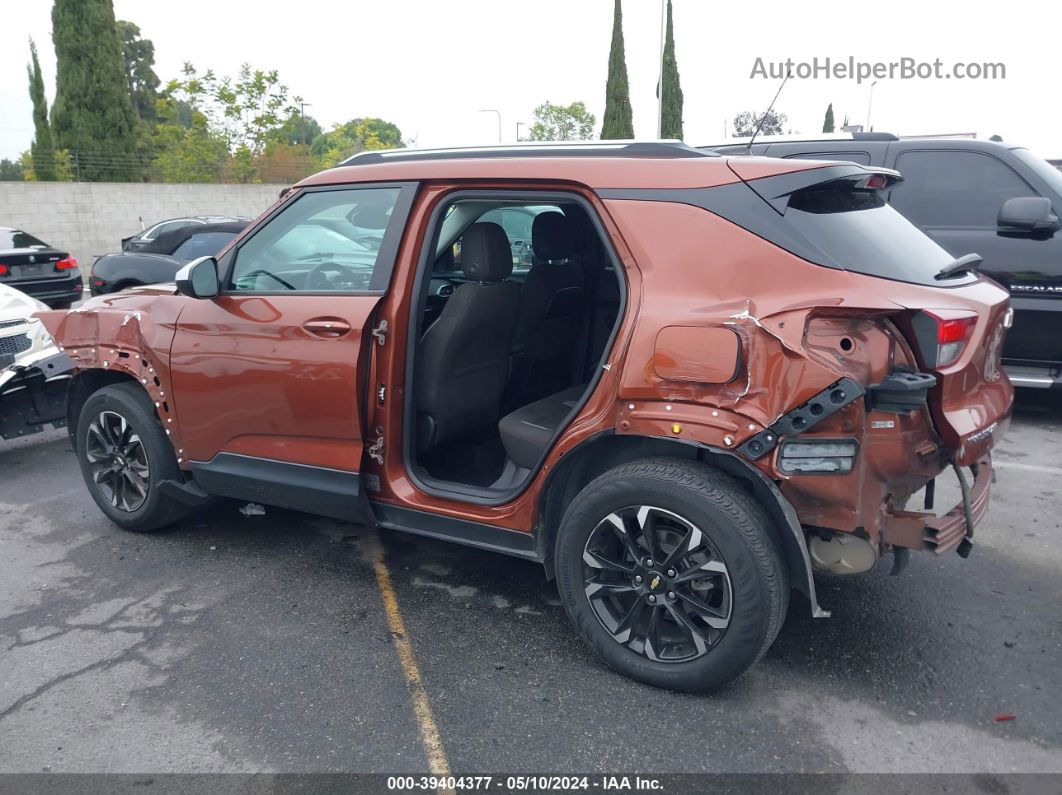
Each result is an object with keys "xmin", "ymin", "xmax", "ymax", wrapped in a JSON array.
[
  {"xmin": 528, "ymin": 101, "xmax": 596, "ymax": 141},
  {"xmin": 601, "ymin": 0, "xmax": 634, "ymax": 139},
  {"xmin": 310, "ymin": 118, "xmax": 404, "ymax": 167},
  {"xmin": 660, "ymin": 0, "xmax": 683, "ymax": 139},
  {"xmin": 116, "ymin": 20, "xmax": 159, "ymax": 122},
  {"xmin": 51, "ymin": 0, "xmax": 140, "ymax": 181},
  {"xmin": 0, "ymin": 159, "xmax": 24, "ymax": 181},
  {"xmin": 26, "ymin": 38, "xmax": 57, "ymax": 181},
  {"xmin": 822, "ymin": 102, "xmax": 835, "ymax": 133},
  {"xmin": 732, "ymin": 109, "xmax": 787, "ymax": 137},
  {"xmin": 19, "ymin": 148, "xmax": 74, "ymax": 181},
  {"xmin": 150, "ymin": 94, "xmax": 229, "ymax": 182},
  {"xmin": 273, "ymin": 112, "xmax": 323, "ymax": 147},
  {"xmin": 178, "ymin": 62, "xmax": 297, "ymax": 156}
]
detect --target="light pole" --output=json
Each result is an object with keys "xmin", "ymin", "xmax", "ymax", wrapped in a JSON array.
[
  {"xmin": 516, "ymin": 121, "xmax": 528, "ymax": 142},
  {"xmin": 479, "ymin": 109, "xmax": 502, "ymax": 142},
  {"xmin": 299, "ymin": 101, "xmax": 311, "ymax": 118},
  {"xmin": 866, "ymin": 80, "xmax": 878, "ymax": 132}
]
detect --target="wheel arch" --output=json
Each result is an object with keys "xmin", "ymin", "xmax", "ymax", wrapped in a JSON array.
[
  {"xmin": 66, "ymin": 369, "xmax": 145, "ymax": 445},
  {"xmin": 536, "ymin": 432, "xmax": 828, "ymax": 618}
]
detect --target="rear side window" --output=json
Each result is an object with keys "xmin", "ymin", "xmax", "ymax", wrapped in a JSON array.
[
  {"xmin": 784, "ymin": 181, "xmax": 968, "ymax": 286},
  {"xmin": 786, "ymin": 151, "xmax": 871, "ymax": 166},
  {"xmin": 890, "ymin": 150, "xmax": 1036, "ymax": 228},
  {"xmin": 0, "ymin": 229, "xmax": 48, "ymax": 249}
]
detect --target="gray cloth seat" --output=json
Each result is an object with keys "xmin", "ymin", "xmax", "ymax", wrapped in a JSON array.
[
  {"xmin": 508, "ymin": 211, "xmax": 585, "ymax": 405},
  {"xmin": 498, "ymin": 385, "xmax": 585, "ymax": 469},
  {"xmin": 415, "ymin": 222, "xmax": 521, "ymax": 452}
]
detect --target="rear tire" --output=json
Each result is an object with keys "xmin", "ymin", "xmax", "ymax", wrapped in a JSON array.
[
  {"xmin": 76, "ymin": 382, "xmax": 191, "ymax": 532},
  {"xmin": 554, "ymin": 457, "xmax": 789, "ymax": 692}
]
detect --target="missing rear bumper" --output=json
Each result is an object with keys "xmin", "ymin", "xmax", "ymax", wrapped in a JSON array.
[{"xmin": 882, "ymin": 455, "xmax": 993, "ymax": 556}]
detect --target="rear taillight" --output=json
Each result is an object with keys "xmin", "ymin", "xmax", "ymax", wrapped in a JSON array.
[
  {"xmin": 0, "ymin": 264, "xmax": 8, "ymax": 277},
  {"xmin": 922, "ymin": 310, "xmax": 978, "ymax": 367},
  {"xmin": 55, "ymin": 257, "xmax": 79, "ymax": 271}
]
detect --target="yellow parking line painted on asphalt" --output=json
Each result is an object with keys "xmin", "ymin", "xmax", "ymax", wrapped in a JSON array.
[{"xmin": 365, "ymin": 531, "xmax": 453, "ymax": 786}]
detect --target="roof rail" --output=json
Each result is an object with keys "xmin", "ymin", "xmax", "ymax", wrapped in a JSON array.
[
  {"xmin": 337, "ymin": 140, "xmax": 716, "ymax": 167},
  {"xmin": 851, "ymin": 132, "xmax": 899, "ymax": 141}
]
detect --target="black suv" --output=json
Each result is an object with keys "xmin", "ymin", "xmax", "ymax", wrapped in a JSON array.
[{"xmin": 705, "ymin": 134, "xmax": 1062, "ymax": 388}]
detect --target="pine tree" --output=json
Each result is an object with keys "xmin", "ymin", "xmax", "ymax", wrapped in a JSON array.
[
  {"xmin": 601, "ymin": 0, "xmax": 634, "ymax": 139},
  {"xmin": 660, "ymin": 0, "xmax": 683, "ymax": 140},
  {"xmin": 27, "ymin": 39, "xmax": 56, "ymax": 181},
  {"xmin": 51, "ymin": 0, "xmax": 139, "ymax": 181},
  {"xmin": 822, "ymin": 103, "xmax": 835, "ymax": 133}
]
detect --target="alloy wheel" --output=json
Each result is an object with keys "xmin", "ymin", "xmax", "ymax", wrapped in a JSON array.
[
  {"xmin": 582, "ymin": 505, "xmax": 732, "ymax": 662},
  {"xmin": 85, "ymin": 410, "xmax": 150, "ymax": 512}
]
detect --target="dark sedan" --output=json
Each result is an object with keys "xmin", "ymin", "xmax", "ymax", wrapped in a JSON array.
[
  {"xmin": 90, "ymin": 221, "xmax": 249, "ymax": 296},
  {"xmin": 0, "ymin": 227, "xmax": 82, "ymax": 309}
]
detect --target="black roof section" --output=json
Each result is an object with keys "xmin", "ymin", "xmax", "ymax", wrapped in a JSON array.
[
  {"xmin": 338, "ymin": 141, "xmax": 717, "ymax": 167},
  {"xmin": 141, "ymin": 221, "xmax": 249, "ymax": 255}
]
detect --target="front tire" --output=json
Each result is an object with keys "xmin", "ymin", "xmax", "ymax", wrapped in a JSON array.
[
  {"xmin": 554, "ymin": 458, "xmax": 789, "ymax": 692},
  {"xmin": 76, "ymin": 382, "xmax": 191, "ymax": 532}
]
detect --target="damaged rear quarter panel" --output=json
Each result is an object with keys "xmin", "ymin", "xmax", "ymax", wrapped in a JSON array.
[
  {"xmin": 36, "ymin": 287, "xmax": 186, "ymax": 461},
  {"xmin": 600, "ymin": 198, "xmax": 989, "ymax": 545}
]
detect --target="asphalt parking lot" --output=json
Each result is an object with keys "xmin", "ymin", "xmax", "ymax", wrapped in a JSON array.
[{"xmin": 1, "ymin": 388, "xmax": 1061, "ymax": 776}]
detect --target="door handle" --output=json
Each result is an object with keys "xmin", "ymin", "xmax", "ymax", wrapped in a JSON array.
[{"xmin": 302, "ymin": 318, "xmax": 352, "ymax": 338}]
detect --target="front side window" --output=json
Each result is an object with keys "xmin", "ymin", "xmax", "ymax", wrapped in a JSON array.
[
  {"xmin": 890, "ymin": 150, "xmax": 1036, "ymax": 228},
  {"xmin": 229, "ymin": 187, "xmax": 401, "ymax": 293}
]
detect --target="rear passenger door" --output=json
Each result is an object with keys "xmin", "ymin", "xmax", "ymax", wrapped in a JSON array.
[{"xmin": 886, "ymin": 149, "xmax": 1062, "ymax": 362}]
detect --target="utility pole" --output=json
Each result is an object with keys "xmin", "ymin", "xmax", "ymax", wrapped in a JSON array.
[
  {"xmin": 299, "ymin": 101, "xmax": 311, "ymax": 117},
  {"xmin": 516, "ymin": 121, "xmax": 528, "ymax": 141},
  {"xmin": 479, "ymin": 109, "xmax": 502, "ymax": 142},
  {"xmin": 866, "ymin": 81, "xmax": 878, "ymax": 132}
]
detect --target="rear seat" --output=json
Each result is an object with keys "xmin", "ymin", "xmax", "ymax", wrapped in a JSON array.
[{"xmin": 498, "ymin": 385, "xmax": 585, "ymax": 469}]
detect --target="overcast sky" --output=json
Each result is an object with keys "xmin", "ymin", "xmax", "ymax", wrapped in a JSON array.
[{"xmin": 2, "ymin": 0, "xmax": 1060, "ymax": 162}]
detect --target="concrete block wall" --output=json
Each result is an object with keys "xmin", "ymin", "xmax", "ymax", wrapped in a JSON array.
[{"xmin": 0, "ymin": 183, "xmax": 287, "ymax": 276}]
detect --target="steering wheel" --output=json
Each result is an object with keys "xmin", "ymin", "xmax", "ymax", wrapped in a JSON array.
[
  {"xmin": 305, "ymin": 261, "xmax": 367, "ymax": 291},
  {"xmin": 239, "ymin": 269, "xmax": 296, "ymax": 291}
]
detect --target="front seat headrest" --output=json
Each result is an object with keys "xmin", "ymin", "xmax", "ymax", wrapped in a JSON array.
[
  {"xmin": 461, "ymin": 222, "xmax": 513, "ymax": 282},
  {"xmin": 532, "ymin": 211, "xmax": 574, "ymax": 262}
]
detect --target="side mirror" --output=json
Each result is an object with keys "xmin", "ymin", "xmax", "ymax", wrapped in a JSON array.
[
  {"xmin": 175, "ymin": 256, "xmax": 220, "ymax": 299},
  {"xmin": 998, "ymin": 196, "xmax": 1062, "ymax": 234}
]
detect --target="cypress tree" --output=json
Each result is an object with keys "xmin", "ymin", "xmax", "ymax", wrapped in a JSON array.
[
  {"xmin": 822, "ymin": 102, "xmax": 835, "ymax": 133},
  {"xmin": 27, "ymin": 39, "xmax": 57, "ymax": 181},
  {"xmin": 601, "ymin": 0, "xmax": 634, "ymax": 139},
  {"xmin": 51, "ymin": 0, "xmax": 139, "ymax": 181},
  {"xmin": 660, "ymin": 0, "xmax": 683, "ymax": 139}
]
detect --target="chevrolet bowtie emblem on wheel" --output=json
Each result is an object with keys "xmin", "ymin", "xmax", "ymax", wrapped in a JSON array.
[{"xmin": 649, "ymin": 575, "xmax": 661, "ymax": 591}]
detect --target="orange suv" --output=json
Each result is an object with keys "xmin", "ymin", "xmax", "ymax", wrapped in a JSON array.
[{"xmin": 38, "ymin": 142, "xmax": 1013, "ymax": 691}]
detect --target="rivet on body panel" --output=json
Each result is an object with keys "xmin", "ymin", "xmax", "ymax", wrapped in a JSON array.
[
  {"xmin": 665, "ymin": 405, "xmax": 672, "ymax": 412},
  {"xmin": 724, "ymin": 436, "xmax": 733, "ymax": 446},
  {"xmin": 712, "ymin": 410, "xmax": 719, "ymax": 417},
  {"xmin": 628, "ymin": 404, "xmax": 635, "ymax": 410}
]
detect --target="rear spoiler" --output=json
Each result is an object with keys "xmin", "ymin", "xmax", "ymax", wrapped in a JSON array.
[{"xmin": 730, "ymin": 163, "xmax": 903, "ymax": 214}]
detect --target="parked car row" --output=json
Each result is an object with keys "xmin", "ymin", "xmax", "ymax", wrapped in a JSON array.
[{"xmin": 28, "ymin": 141, "xmax": 1015, "ymax": 693}]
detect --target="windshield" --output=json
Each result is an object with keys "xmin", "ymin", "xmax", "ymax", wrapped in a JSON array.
[
  {"xmin": 1010, "ymin": 148, "xmax": 1062, "ymax": 199},
  {"xmin": 784, "ymin": 181, "xmax": 973, "ymax": 286},
  {"xmin": 0, "ymin": 229, "xmax": 48, "ymax": 249}
]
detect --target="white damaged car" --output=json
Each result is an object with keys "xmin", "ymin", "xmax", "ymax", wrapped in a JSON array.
[{"xmin": 0, "ymin": 283, "xmax": 72, "ymax": 439}]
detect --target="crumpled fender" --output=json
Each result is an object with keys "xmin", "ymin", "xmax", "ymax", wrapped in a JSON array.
[{"xmin": 35, "ymin": 288, "xmax": 186, "ymax": 458}]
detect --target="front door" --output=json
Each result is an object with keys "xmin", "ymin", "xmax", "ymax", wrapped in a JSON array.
[{"xmin": 169, "ymin": 182, "xmax": 417, "ymax": 519}]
